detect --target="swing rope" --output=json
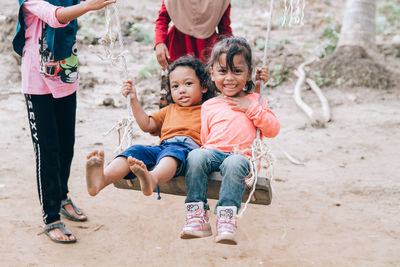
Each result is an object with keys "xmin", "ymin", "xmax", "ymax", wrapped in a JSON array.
[
  {"xmin": 282, "ymin": 0, "xmax": 306, "ymax": 27},
  {"xmin": 236, "ymin": 0, "xmax": 276, "ymax": 219},
  {"xmin": 100, "ymin": 4, "xmax": 163, "ymax": 198},
  {"xmin": 237, "ymin": 0, "xmax": 307, "ymax": 218},
  {"xmin": 101, "ymin": 4, "xmax": 136, "ymax": 153}
]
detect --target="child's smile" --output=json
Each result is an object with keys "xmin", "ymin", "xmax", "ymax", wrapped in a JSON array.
[{"xmin": 210, "ymin": 53, "xmax": 251, "ymax": 97}]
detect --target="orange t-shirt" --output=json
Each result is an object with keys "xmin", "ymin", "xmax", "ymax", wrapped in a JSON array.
[{"xmin": 150, "ymin": 104, "xmax": 202, "ymax": 145}]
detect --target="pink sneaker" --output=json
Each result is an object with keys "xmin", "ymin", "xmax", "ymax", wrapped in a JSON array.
[
  {"xmin": 180, "ymin": 202, "xmax": 212, "ymax": 239},
  {"xmin": 215, "ymin": 206, "xmax": 238, "ymax": 245}
]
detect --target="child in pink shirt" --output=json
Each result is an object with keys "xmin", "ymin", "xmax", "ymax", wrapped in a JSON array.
[
  {"xmin": 180, "ymin": 37, "xmax": 280, "ymax": 245},
  {"xmin": 12, "ymin": 0, "xmax": 115, "ymax": 244}
]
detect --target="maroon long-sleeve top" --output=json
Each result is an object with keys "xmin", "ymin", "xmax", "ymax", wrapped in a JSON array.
[{"xmin": 154, "ymin": 1, "xmax": 233, "ymax": 63}]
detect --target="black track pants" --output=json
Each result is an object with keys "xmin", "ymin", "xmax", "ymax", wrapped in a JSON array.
[{"xmin": 24, "ymin": 93, "xmax": 76, "ymax": 224}]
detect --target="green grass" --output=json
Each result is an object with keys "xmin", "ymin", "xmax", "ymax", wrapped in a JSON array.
[
  {"xmin": 321, "ymin": 26, "xmax": 340, "ymax": 57},
  {"xmin": 268, "ymin": 65, "xmax": 289, "ymax": 87},
  {"xmin": 129, "ymin": 24, "xmax": 154, "ymax": 44},
  {"xmin": 311, "ymin": 71, "xmax": 331, "ymax": 87},
  {"xmin": 377, "ymin": 1, "xmax": 400, "ymax": 35},
  {"xmin": 138, "ymin": 56, "xmax": 160, "ymax": 79}
]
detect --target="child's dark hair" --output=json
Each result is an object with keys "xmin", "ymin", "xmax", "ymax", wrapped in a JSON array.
[
  {"xmin": 165, "ymin": 56, "xmax": 216, "ymax": 104},
  {"xmin": 208, "ymin": 37, "xmax": 255, "ymax": 94}
]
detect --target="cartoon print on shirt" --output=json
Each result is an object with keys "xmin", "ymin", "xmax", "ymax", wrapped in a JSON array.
[
  {"xmin": 38, "ymin": 22, "xmax": 78, "ymax": 84},
  {"xmin": 59, "ymin": 42, "xmax": 78, "ymax": 83}
]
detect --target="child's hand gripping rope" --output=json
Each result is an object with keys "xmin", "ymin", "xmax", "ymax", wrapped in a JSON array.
[
  {"xmin": 121, "ymin": 80, "xmax": 138, "ymax": 101},
  {"xmin": 254, "ymin": 65, "xmax": 270, "ymax": 93}
]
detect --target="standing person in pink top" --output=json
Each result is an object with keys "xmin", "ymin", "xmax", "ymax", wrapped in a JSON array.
[
  {"xmin": 12, "ymin": 0, "xmax": 115, "ymax": 243},
  {"xmin": 180, "ymin": 37, "xmax": 280, "ymax": 245}
]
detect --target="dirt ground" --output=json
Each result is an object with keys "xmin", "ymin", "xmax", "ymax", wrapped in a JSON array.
[{"xmin": 0, "ymin": 0, "xmax": 399, "ymax": 266}]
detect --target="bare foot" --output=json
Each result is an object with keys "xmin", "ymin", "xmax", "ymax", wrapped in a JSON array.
[
  {"xmin": 127, "ymin": 156, "xmax": 154, "ymax": 196},
  {"xmin": 86, "ymin": 150, "xmax": 106, "ymax": 196}
]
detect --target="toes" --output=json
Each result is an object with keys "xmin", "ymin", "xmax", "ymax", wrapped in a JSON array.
[
  {"xmin": 99, "ymin": 150, "xmax": 104, "ymax": 159},
  {"xmin": 127, "ymin": 156, "xmax": 135, "ymax": 165},
  {"xmin": 68, "ymin": 234, "xmax": 76, "ymax": 242},
  {"xmin": 87, "ymin": 150, "xmax": 104, "ymax": 166},
  {"xmin": 51, "ymin": 230, "xmax": 60, "ymax": 240},
  {"xmin": 46, "ymin": 223, "xmax": 77, "ymax": 242},
  {"xmin": 77, "ymin": 210, "xmax": 87, "ymax": 220},
  {"xmin": 138, "ymin": 160, "xmax": 146, "ymax": 169},
  {"xmin": 128, "ymin": 157, "xmax": 142, "ymax": 167},
  {"xmin": 87, "ymin": 150, "xmax": 98, "ymax": 160},
  {"xmin": 50, "ymin": 229, "xmax": 66, "ymax": 241}
]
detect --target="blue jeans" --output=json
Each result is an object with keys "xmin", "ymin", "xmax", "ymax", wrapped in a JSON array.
[
  {"xmin": 117, "ymin": 136, "xmax": 199, "ymax": 180},
  {"xmin": 184, "ymin": 148, "xmax": 250, "ymax": 212}
]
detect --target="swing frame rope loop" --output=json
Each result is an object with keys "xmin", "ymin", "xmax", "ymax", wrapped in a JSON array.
[
  {"xmin": 110, "ymin": 4, "xmax": 132, "ymax": 116},
  {"xmin": 100, "ymin": 4, "xmax": 138, "ymax": 152},
  {"xmin": 237, "ymin": 0, "xmax": 275, "ymax": 219}
]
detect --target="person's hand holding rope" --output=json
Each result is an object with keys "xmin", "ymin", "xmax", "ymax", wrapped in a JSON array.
[
  {"xmin": 56, "ymin": 0, "xmax": 116, "ymax": 24},
  {"xmin": 82, "ymin": 0, "xmax": 117, "ymax": 11},
  {"xmin": 122, "ymin": 80, "xmax": 138, "ymax": 101},
  {"xmin": 254, "ymin": 65, "xmax": 269, "ymax": 93}
]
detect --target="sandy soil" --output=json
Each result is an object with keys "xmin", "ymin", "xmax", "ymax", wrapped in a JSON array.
[{"xmin": 0, "ymin": 0, "xmax": 399, "ymax": 266}]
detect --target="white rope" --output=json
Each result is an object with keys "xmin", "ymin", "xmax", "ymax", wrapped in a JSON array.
[
  {"xmin": 103, "ymin": 116, "xmax": 136, "ymax": 153},
  {"xmin": 237, "ymin": 0, "xmax": 275, "ymax": 219},
  {"xmin": 111, "ymin": 4, "xmax": 129, "ymax": 82},
  {"xmin": 289, "ymin": 0, "xmax": 294, "ymax": 27},
  {"xmin": 282, "ymin": 0, "xmax": 288, "ymax": 26},
  {"xmin": 97, "ymin": 6, "xmax": 127, "ymax": 70},
  {"xmin": 99, "ymin": 4, "xmax": 136, "ymax": 152},
  {"xmin": 237, "ymin": 0, "xmax": 308, "ymax": 218},
  {"xmin": 282, "ymin": 0, "xmax": 305, "ymax": 27}
]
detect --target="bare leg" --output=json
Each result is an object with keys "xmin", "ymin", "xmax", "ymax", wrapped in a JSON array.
[
  {"xmin": 127, "ymin": 156, "xmax": 178, "ymax": 196},
  {"xmin": 86, "ymin": 150, "xmax": 131, "ymax": 196}
]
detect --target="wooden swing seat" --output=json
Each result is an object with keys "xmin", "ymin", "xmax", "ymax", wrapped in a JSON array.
[{"xmin": 113, "ymin": 172, "xmax": 272, "ymax": 205}]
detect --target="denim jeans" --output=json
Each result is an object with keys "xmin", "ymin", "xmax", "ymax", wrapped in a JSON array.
[
  {"xmin": 184, "ymin": 148, "xmax": 250, "ymax": 212},
  {"xmin": 118, "ymin": 136, "xmax": 199, "ymax": 179}
]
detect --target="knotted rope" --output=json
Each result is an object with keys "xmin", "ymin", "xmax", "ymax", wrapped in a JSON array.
[
  {"xmin": 282, "ymin": 0, "xmax": 306, "ymax": 27},
  {"xmin": 100, "ymin": 4, "xmax": 136, "ymax": 153},
  {"xmin": 236, "ymin": 0, "xmax": 276, "ymax": 219}
]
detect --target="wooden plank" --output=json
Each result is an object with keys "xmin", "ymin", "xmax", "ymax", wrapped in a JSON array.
[{"xmin": 113, "ymin": 172, "xmax": 272, "ymax": 205}]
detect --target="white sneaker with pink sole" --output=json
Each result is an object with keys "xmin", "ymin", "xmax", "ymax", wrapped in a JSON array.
[
  {"xmin": 180, "ymin": 202, "xmax": 212, "ymax": 239},
  {"xmin": 215, "ymin": 206, "xmax": 238, "ymax": 245}
]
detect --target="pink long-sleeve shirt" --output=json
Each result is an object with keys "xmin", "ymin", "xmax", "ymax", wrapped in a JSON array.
[
  {"xmin": 200, "ymin": 93, "xmax": 280, "ymax": 155},
  {"xmin": 21, "ymin": 0, "xmax": 78, "ymax": 98}
]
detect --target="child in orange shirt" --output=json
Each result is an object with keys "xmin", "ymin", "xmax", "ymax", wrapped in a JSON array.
[{"xmin": 85, "ymin": 56, "xmax": 215, "ymax": 196}]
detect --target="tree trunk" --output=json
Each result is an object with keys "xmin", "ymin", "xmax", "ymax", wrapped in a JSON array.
[
  {"xmin": 337, "ymin": 0, "xmax": 376, "ymax": 53},
  {"xmin": 312, "ymin": 0, "xmax": 395, "ymax": 89}
]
